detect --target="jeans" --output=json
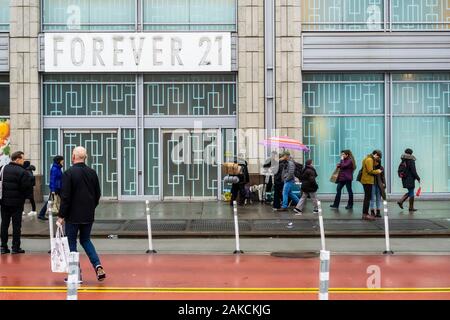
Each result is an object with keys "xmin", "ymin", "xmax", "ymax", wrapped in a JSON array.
[
  {"xmin": 65, "ymin": 223, "xmax": 101, "ymax": 270},
  {"xmin": 0, "ymin": 205, "xmax": 23, "ymax": 250},
  {"xmin": 38, "ymin": 201, "xmax": 48, "ymax": 218},
  {"xmin": 370, "ymin": 184, "xmax": 382, "ymax": 209},
  {"xmin": 296, "ymin": 192, "xmax": 318, "ymax": 211},
  {"xmin": 282, "ymin": 179, "xmax": 300, "ymax": 209},
  {"xmin": 362, "ymin": 184, "xmax": 373, "ymax": 215},
  {"xmin": 332, "ymin": 181, "xmax": 354, "ymax": 207},
  {"xmin": 407, "ymin": 188, "xmax": 415, "ymax": 198}
]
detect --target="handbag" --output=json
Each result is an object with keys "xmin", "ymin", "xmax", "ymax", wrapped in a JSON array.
[
  {"xmin": 50, "ymin": 224, "xmax": 70, "ymax": 273},
  {"xmin": 329, "ymin": 167, "xmax": 340, "ymax": 183},
  {"xmin": 50, "ymin": 193, "xmax": 61, "ymax": 214},
  {"xmin": 356, "ymin": 169, "xmax": 363, "ymax": 183},
  {"xmin": 416, "ymin": 184, "xmax": 422, "ymax": 197}
]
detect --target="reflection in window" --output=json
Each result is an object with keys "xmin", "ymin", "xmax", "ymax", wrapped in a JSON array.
[
  {"xmin": 0, "ymin": 0, "xmax": 9, "ymax": 31},
  {"xmin": 143, "ymin": 0, "xmax": 236, "ymax": 31},
  {"xmin": 392, "ymin": 0, "xmax": 450, "ymax": 30}
]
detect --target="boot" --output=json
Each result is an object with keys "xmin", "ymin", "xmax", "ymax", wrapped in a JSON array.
[
  {"xmin": 397, "ymin": 193, "xmax": 408, "ymax": 209},
  {"xmin": 375, "ymin": 209, "xmax": 382, "ymax": 218},
  {"xmin": 370, "ymin": 209, "xmax": 376, "ymax": 217},
  {"xmin": 409, "ymin": 197, "xmax": 417, "ymax": 212}
]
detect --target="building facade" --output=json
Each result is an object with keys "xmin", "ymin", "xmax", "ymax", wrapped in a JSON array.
[{"xmin": 1, "ymin": 0, "xmax": 449, "ymax": 200}]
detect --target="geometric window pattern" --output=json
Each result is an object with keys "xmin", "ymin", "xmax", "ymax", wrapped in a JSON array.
[
  {"xmin": 221, "ymin": 128, "xmax": 237, "ymax": 193},
  {"xmin": 302, "ymin": 0, "xmax": 384, "ymax": 31},
  {"xmin": 303, "ymin": 116, "xmax": 384, "ymax": 194},
  {"xmin": 0, "ymin": 0, "xmax": 9, "ymax": 31},
  {"xmin": 143, "ymin": 0, "xmax": 236, "ymax": 31},
  {"xmin": 121, "ymin": 129, "xmax": 137, "ymax": 196},
  {"xmin": 303, "ymin": 74, "xmax": 385, "ymax": 115},
  {"xmin": 144, "ymin": 79, "xmax": 236, "ymax": 116},
  {"xmin": 62, "ymin": 131, "xmax": 118, "ymax": 198},
  {"xmin": 42, "ymin": 129, "xmax": 59, "ymax": 196},
  {"xmin": 42, "ymin": 0, "xmax": 136, "ymax": 31},
  {"xmin": 163, "ymin": 130, "xmax": 218, "ymax": 198},
  {"xmin": 44, "ymin": 79, "xmax": 136, "ymax": 116},
  {"xmin": 144, "ymin": 128, "xmax": 160, "ymax": 196},
  {"xmin": 392, "ymin": 0, "xmax": 450, "ymax": 30}
]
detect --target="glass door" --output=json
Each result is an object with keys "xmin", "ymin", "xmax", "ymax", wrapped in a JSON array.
[{"xmin": 62, "ymin": 130, "xmax": 118, "ymax": 199}]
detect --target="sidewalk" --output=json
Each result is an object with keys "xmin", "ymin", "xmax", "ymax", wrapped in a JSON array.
[{"xmin": 18, "ymin": 200, "xmax": 450, "ymax": 237}]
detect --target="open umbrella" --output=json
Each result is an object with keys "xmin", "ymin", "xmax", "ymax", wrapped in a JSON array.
[{"xmin": 259, "ymin": 136, "xmax": 310, "ymax": 152}]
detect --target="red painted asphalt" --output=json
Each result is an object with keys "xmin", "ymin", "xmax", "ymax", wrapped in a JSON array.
[{"xmin": 1, "ymin": 254, "xmax": 449, "ymax": 300}]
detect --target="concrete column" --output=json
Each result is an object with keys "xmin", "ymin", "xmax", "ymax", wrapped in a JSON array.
[
  {"xmin": 9, "ymin": 0, "xmax": 42, "ymax": 199},
  {"xmin": 237, "ymin": 0, "xmax": 265, "ymax": 174},
  {"xmin": 275, "ymin": 0, "xmax": 302, "ymax": 161}
]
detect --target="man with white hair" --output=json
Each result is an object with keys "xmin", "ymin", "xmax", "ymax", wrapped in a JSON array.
[{"xmin": 57, "ymin": 146, "xmax": 105, "ymax": 282}]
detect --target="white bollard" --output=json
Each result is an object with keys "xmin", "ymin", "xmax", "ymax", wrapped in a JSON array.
[
  {"xmin": 67, "ymin": 252, "xmax": 80, "ymax": 300},
  {"xmin": 317, "ymin": 200, "xmax": 326, "ymax": 251},
  {"xmin": 382, "ymin": 201, "xmax": 394, "ymax": 255},
  {"xmin": 319, "ymin": 250, "xmax": 330, "ymax": 300},
  {"xmin": 145, "ymin": 200, "xmax": 157, "ymax": 254},
  {"xmin": 233, "ymin": 201, "xmax": 243, "ymax": 254}
]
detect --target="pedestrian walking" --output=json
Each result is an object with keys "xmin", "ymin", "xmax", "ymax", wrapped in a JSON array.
[
  {"xmin": 229, "ymin": 155, "xmax": 250, "ymax": 206},
  {"xmin": 330, "ymin": 150, "xmax": 356, "ymax": 210},
  {"xmin": 23, "ymin": 161, "xmax": 37, "ymax": 216},
  {"xmin": 38, "ymin": 155, "xmax": 64, "ymax": 221},
  {"xmin": 57, "ymin": 146, "xmax": 105, "ymax": 282},
  {"xmin": 359, "ymin": 150, "xmax": 383, "ymax": 221},
  {"xmin": 370, "ymin": 158, "xmax": 386, "ymax": 218},
  {"xmin": 0, "ymin": 151, "xmax": 33, "ymax": 254},
  {"xmin": 272, "ymin": 153, "xmax": 286, "ymax": 210},
  {"xmin": 397, "ymin": 148, "xmax": 420, "ymax": 212},
  {"xmin": 278, "ymin": 151, "xmax": 299, "ymax": 211},
  {"xmin": 293, "ymin": 159, "xmax": 319, "ymax": 215}
]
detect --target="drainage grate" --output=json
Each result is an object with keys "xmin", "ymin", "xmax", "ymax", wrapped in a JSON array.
[
  {"xmin": 376, "ymin": 219, "xmax": 446, "ymax": 231},
  {"xmin": 93, "ymin": 220, "xmax": 127, "ymax": 231},
  {"xmin": 124, "ymin": 220, "xmax": 187, "ymax": 232},
  {"xmin": 324, "ymin": 220, "xmax": 381, "ymax": 231},
  {"xmin": 190, "ymin": 220, "xmax": 251, "ymax": 232},
  {"xmin": 253, "ymin": 219, "xmax": 316, "ymax": 231}
]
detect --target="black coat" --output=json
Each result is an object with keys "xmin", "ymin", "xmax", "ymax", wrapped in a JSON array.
[
  {"xmin": 0, "ymin": 162, "xmax": 33, "ymax": 207},
  {"xmin": 59, "ymin": 163, "xmax": 101, "ymax": 224},
  {"xmin": 300, "ymin": 165, "xmax": 318, "ymax": 193},
  {"xmin": 401, "ymin": 154, "xmax": 420, "ymax": 189},
  {"xmin": 274, "ymin": 160, "xmax": 287, "ymax": 185}
]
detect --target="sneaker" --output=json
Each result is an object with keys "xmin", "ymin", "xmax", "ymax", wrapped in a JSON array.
[
  {"xmin": 329, "ymin": 205, "xmax": 338, "ymax": 209},
  {"xmin": 28, "ymin": 211, "xmax": 37, "ymax": 216},
  {"xmin": 1, "ymin": 247, "xmax": 10, "ymax": 254},
  {"xmin": 95, "ymin": 265, "xmax": 106, "ymax": 281},
  {"xmin": 345, "ymin": 205, "xmax": 353, "ymax": 210},
  {"xmin": 313, "ymin": 209, "xmax": 319, "ymax": 214},
  {"xmin": 22, "ymin": 211, "xmax": 27, "ymax": 216},
  {"xmin": 293, "ymin": 208, "xmax": 302, "ymax": 215},
  {"xmin": 11, "ymin": 248, "xmax": 25, "ymax": 254}
]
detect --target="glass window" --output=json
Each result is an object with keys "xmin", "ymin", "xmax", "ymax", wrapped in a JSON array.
[
  {"xmin": 144, "ymin": 74, "xmax": 236, "ymax": 116},
  {"xmin": 303, "ymin": 74, "xmax": 385, "ymax": 193},
  {"xmin": 0, "ymin": 84, "xmax": 9, "ymax": 116},
  {"xmin": 392, "ymin": 0, "xmax": 450, "ymax": 30},
  {"xmin": 43, "ymin": 75, "xmax": 136, "ymax": 116},
  {"xmin": 144, "ymin": 128, "xmax": 160, "ymax": 196},
  {"xmin": 0, "ymin": 0, "xmax": 9, "ymax": 31},
  {"xmin": 121, "ymin": 129, "xmax": 137, "ymax": 196},
  {"xmin": 391, "ymin": 73, "xmax": 450, "ymax": 193},
  {"xmin": 42, "ymin": 129, "xmax": 59, "ymax": 196},
  {"xmin": 302, "ymin": 0, "xmax": 384, "ymax": 31},
  {"xmin": 143, "ymin": 0, "xmax": 236, "ymax": 31},
  {"xmin": 42, "ymin": 0, "xmax": 136, "ymax": 31}
]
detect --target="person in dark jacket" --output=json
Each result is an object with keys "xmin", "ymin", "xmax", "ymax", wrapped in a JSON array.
[
  {"xmin": 397, "ymin": 148, "xmax": 420, "ymax": 212},
  {"xmin": 278, "ymin": 151, "xmax": 300, "ymax": 211},
  {"xmin": 293, "ymin": 159, "xmax": 319, "ymax": 215},
  {"xmin": 1, "ymin": 151, "xmax": 33, "ymax": 254},
  {"xmin": 38, "ymin": 155, "xmax": 64, "ymax": 220},
  {"xmin": 370, "ymin": 158, "xmax": 386, "ymax": 218},
  {"xmin": 23, "ymin": 161, "xmax": 36, "ymax": 216},
  {"xmin": 229, "ymin": 156, "xmax": 250, "ymax": 206},
  {"xmin": 272, "ymin": 155, "xmax": 287, "ymax": 210},
  {"xmin": 330, "ymin": 150, "xmax": 356, "ymax": 210},
  {"xmin": 57, "ymin": 146, "xmax": 105, "ymax": 281}
]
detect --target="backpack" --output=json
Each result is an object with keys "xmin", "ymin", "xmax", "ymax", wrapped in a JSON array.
[
  {"xmin": 294, "ymin": 161, "xmax": 304, "ymax": 180},
  {"xmin": 398, "ymin": 160, "xmax": 408, "ymax": 178}
]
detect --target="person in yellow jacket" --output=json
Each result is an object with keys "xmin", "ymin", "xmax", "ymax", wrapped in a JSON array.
[{"xmin": 360, "ymin": 150, "xmax": 382, "ymax": 221}]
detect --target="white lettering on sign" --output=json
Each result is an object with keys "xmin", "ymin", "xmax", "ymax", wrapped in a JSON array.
[{"xmin": 44, "ymin": 32, "xmax": 232, "ymax": 72}]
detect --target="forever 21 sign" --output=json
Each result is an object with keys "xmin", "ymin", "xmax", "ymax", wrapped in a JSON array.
[{"xmin": 44, "ymin": 33, "xmax": 231, "ymax": 72}]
